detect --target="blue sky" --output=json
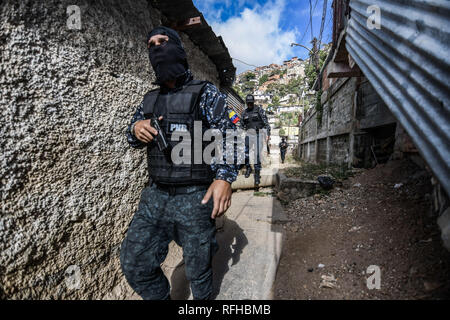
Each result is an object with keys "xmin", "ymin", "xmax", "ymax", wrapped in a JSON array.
[{"xmin": 193, "ymin": 0, "xmax": 334, "ymax": 74}]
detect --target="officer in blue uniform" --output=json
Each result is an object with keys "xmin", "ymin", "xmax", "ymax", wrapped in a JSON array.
[
  {"xmin": 242, "ymin": 94, "xmax": 271, "ymax": 186},
  {"xmin": 120, "ymin": 26, "xmax": 240, "ymax": 300},
  {"xmin": 279, "ymin": 137, "xmax": 288, "ymax": 164}
]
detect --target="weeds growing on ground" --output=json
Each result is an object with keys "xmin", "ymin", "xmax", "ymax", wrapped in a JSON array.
[
  {"xmin": 283, "ymin": 162, "xmax": 354, "ymax": 181},
  {"xmin": 254, "ymin": 191, "xmax": 274, "ymax": 197}
]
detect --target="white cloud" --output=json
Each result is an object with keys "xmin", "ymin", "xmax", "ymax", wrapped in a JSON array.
[{"xmin": 208, "ymin": 0, "xmax": 298, "ymax": 74}]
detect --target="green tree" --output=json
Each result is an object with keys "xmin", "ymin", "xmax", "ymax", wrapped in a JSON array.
[
  {"xmin": 244, "ymin": 72, "xmax": 256, "ymax": 81},
  {"xmin": 288, "ymin": 96, "xmax": 296, "ymax": 106},
  {"xmin": 266, "ymin": 83, "xmax": 277, "ymax": 94},
  {"xmin": 269, "ymin": 96, "xmax": 280, "ymax": 107},
  {"xmin": 243, "ymin": 81, "xmax": 255, "ymax": 94},
  {"xmin": 259, "ymin": 74, "xmax": 269, "ymax": 86},
  {"xmin": 270, "ymin": 69, "xmax": 281, "ymax": 77},
  {"xmin": 305, "ymin": 63, "xmax": 317, "ymax": 89},
  {"xmin": 305, "ymin": 48, "xmax": 330, "ymax": 89},
  {"xmin": 278, "ymin": 84, "xmax": 288, "ymax": 98},
  {"xmin": 233, "ymin": 85, "xmax": 246, "ymax": 100}
]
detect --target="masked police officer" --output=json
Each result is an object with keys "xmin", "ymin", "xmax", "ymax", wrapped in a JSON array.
[
  {"xmin": 242, "ymin": 94, "xmax": 271, "ymax": 186},
  {"xmin": 120, "ymin": 26, "xmax": 241, "ymax": 300}
]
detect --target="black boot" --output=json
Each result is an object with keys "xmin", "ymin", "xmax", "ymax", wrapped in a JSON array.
[
  {"xmin": 254, "ymin": 171, "xmax": 261, "ymax": 186},
  {"xmin": 245, "ymin": 166, "xmax": 253, "ymax": 178}
]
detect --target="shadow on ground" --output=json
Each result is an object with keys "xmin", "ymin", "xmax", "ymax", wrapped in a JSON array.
[{"xmin": 169, "ymin": 218, "xmax": 248, "ymax": 300}]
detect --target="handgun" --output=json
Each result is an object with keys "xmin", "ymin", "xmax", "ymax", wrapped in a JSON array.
[{"xmin": 150, "ymin": 117, "xmax": 170, "ymax": 153}]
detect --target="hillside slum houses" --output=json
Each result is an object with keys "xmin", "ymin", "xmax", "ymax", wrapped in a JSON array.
[{"xmin": 298, "ymin": 0, "xmax": 450, "ymax": 249}]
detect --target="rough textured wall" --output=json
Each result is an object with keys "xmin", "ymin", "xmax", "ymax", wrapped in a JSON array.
[
  {"xmin": 298, "ymin": 77, "xmax": 357, "ymax": 164},
  {"xmin": 357, "ymin": 79, "xmax": 396, "ymax": 129},
  {"xmin": 0, "ymin": 0, "xmax": 220, "ymax": 299},
  {"xmin": 301, "ymin": 111, "xmax": 318, "ymax": 143},
  {"xmin": 309, "ymin": 142, "xmax": 316, "ymax": 161},
  {"xmin": 317, "ymin": 138, "xmax": 327, "ymax": 164},
  {"xmin": 324, "ymin": 78, "xmax": 356, "ymax": 136},
  {"xmin": 330, "ymin": 134, "xmax": 350, "ymax": 164}
]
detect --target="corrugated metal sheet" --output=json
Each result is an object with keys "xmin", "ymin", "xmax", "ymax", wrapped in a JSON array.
[
  {"xmin": 221, "ymin": 87, "xmax": 245, "ymax": 116},
  {"xmin": 345, "ymin": 0, "xmax": 450, "ymax": 195}
]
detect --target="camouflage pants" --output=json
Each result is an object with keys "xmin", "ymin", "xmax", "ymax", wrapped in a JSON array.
[
  {"xmin": 120, "ymin": 184, "xmax": 218, "ymax": 300},
  {"xmin": 245, "ymin": 133, "xmax": 262, "ymax": 172},
  {"xmin": 280, "ymin": 150, "xmax": 287, "ymax": 162}
]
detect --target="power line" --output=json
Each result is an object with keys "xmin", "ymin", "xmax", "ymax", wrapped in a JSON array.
[
  {"xmin": 324, "ymin": 15, "xmax": 333, "ymax": 42},
  {"xmin": 324, "ymin": 14, "xmax": 332, "ymax": 30},
  {"xmin": 231, "ymin": 57, "xmax": 259, "ymax": 68},
  {"xmin": 309, "ymin": 0, "xmax": 314, "ymax": 41},
  {"xmin": 299, "ymin": 0, "xmax": 319, "ymax": 44},
  {"xmin": 318, "ymin": 0, "xmax": 328, "ymax": 51}
]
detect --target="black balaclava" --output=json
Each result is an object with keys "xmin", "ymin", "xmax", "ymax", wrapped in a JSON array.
[
  {"xmin": 246, "ymin": 94, "xmax": 255, "ymax": 109},
  {"xmin": 147, "ymin": 26, "xmax": 189, "ymax": 85}
]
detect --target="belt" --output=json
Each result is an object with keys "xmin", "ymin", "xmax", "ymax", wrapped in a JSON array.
[{"xmin": 155, "ymin": 183, "xmax": 210, "ymax": 196}]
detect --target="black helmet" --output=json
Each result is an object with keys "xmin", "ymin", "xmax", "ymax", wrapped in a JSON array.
[{"xmin": 246, "ymin": 94, "xmax": 255, "ymax": 104}]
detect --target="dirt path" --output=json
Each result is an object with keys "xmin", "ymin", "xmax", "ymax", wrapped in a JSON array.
[{"xmin": 273, "ymin": 159, "xmax": 450, "ymax": 300}]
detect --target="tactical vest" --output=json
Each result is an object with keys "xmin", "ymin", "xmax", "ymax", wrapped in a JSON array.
[
  {"xmin": 243, "ymin": 107, "xmax": 265, "ymax": 130},
  {"xmin": 142, "ymin": 80, "xmax": 215, "ymax": 186}
]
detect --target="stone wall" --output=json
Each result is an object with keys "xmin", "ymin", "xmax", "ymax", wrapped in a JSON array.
[
  {"xmin": 317, "ymin": 138, "xmax": 327, "ymax": 164},
  {"xmin": 0, "ymin": 0, "xmax": 220, "ymax": 299},
  {"xmin": 298, "ymin": 76, "xmax": 397, "ymax": 167},
  {"xmin": 330, "ymin": 134, "xmax": 350, "ymax": 165},
  {"xmin": 356, "ymin": 80, "xmax": 396, "ymax": 129},
  {"xmin": 299, "ymin": 77, "xmax": 357, "ymax": 164}
]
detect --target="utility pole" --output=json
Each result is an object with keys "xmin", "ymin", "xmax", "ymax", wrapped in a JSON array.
[
  {"xmin": 291, "ymin": 41, "xmax": 319, "ymax": 73},
  {"xmin": 311, "ymin": 37, "xmax": 319, "ymax": 73}
]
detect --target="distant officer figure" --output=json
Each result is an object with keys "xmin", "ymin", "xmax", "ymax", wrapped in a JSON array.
[
  {"xmin": 279, "ymin": 137, "xmax": 288, "ymax": 164},
  {"xmin": 120, "ymin": 26, "xmax": 240, "ymax": 300},
  {"xmin": 242, "ymin": 94, "xmax": 271, "ymax": 186}
]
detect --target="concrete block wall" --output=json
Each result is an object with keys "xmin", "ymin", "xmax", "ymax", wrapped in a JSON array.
[
  {"xmin": 298, "ymin": 76, "xmax": 398, "ymax": 167},
  {"xmin": 330, "ymin": 134, "xmax": 350, "ymax": 165},
  {"xmin": 298, "ymin": 77, "xmax": 356, "ymax": 165},
  {"xmin": 317, "ymin": 138, "xmax": 327, "ymax": 163}
]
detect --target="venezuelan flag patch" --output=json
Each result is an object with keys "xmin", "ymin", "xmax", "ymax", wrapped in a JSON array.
[{"xmin": 229, "ymin": 110, "xmax": 240, "ymax": 124}]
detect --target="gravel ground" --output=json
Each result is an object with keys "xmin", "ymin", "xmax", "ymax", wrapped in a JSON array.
[{"xmin": 273, "ymin": 159, "xmax": 450, "ymax": 300}]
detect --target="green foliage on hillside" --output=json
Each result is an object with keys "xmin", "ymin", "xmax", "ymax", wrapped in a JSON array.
[
  {"xmin": 269, "ymin": 96, "xmax": 280, "ymax": 108},
  {"xmin": 278, "ymin": 111, "xmax": 301, "ymax": 127},
  {"xmin": 244, "ymin": 72, "xmax": 256, "ymax": 81},
  {"xmin": 232, "ymin": 85, "xmax": 246, "ymax": 100},
  {"xmin": 265, "ymin": 75, "xmax": 305, "ymax": 99},
  {"xmin": 269, "ymin": 69, "xmax": 281, "ymax": 77},
  {"xmin": 242, "ymin": 81, "xmax": 256, "ymax": 95},
  {"xmin": 305, "ymin": 49, "xmax": 329, "ymax": 89},
  {"xmin": 259, "ymin": 74, "xmax": 269, "ymax": 85}
]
